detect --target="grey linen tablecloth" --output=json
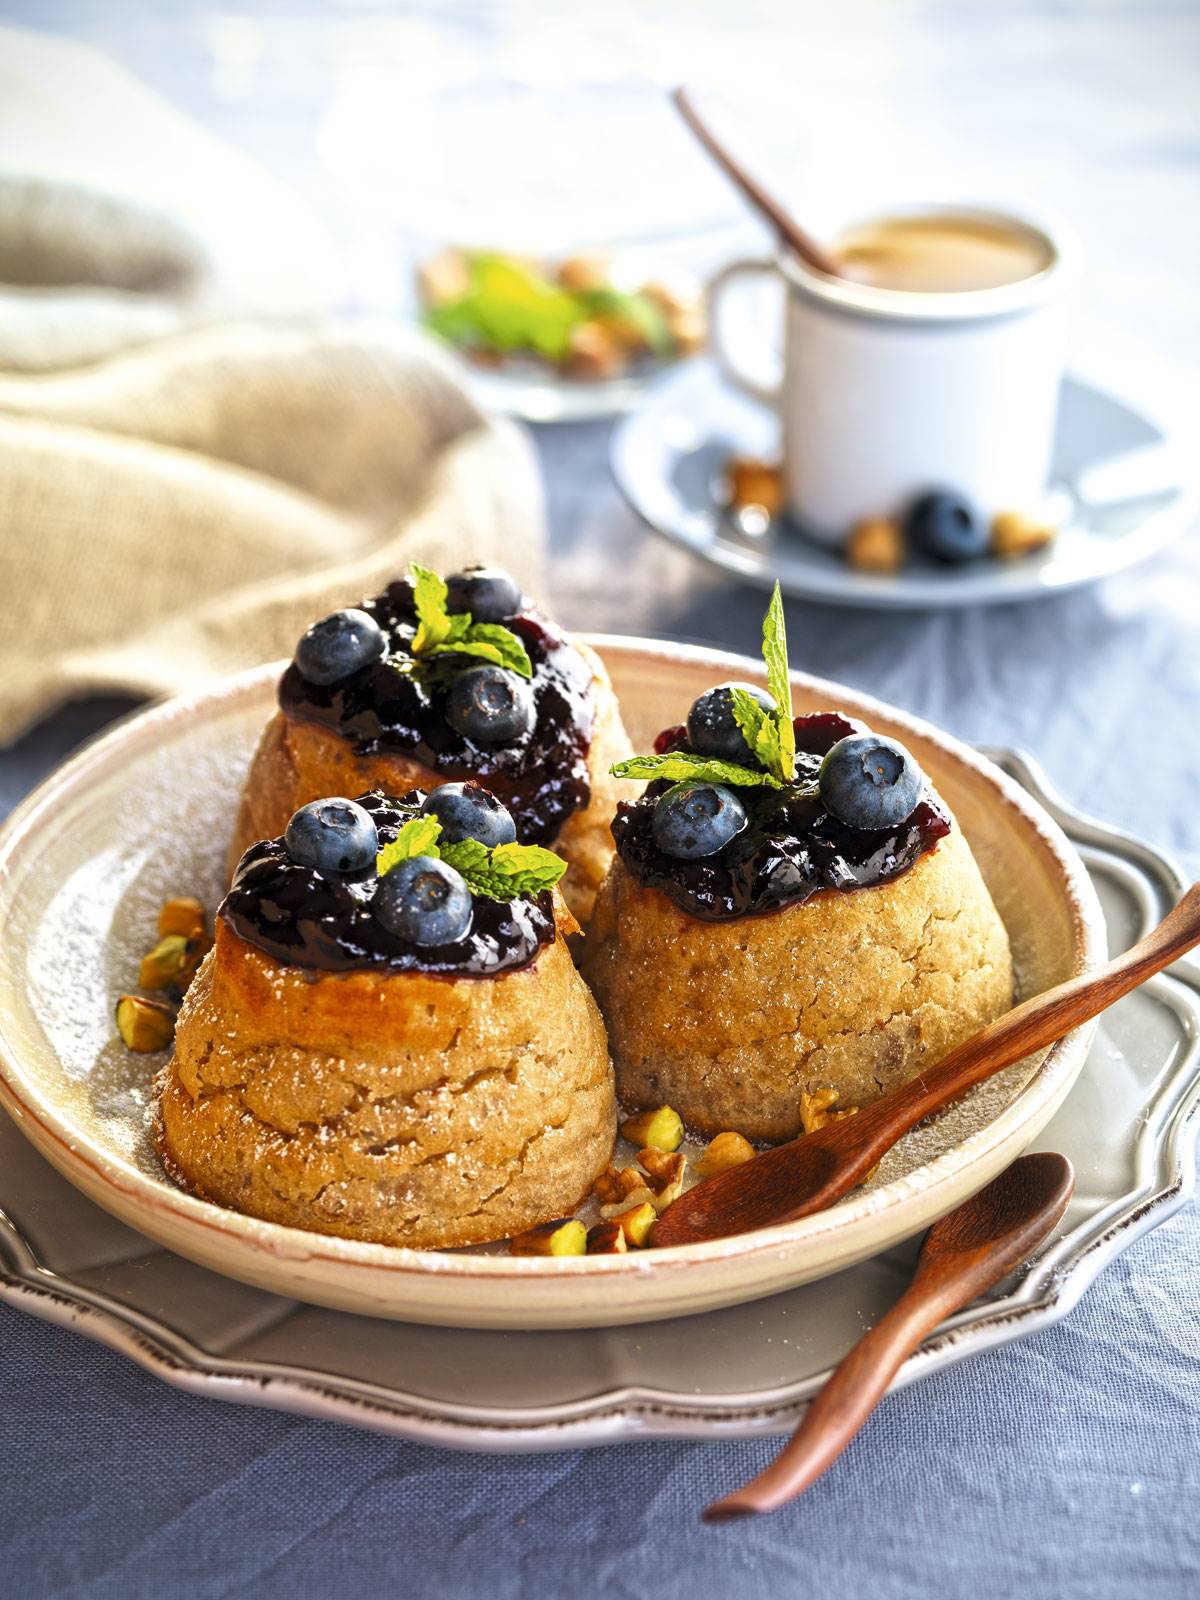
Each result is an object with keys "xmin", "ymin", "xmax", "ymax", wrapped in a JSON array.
[{"xmin": 3, "ymin": 2, "xmax": 1200, "ymax": 1595}]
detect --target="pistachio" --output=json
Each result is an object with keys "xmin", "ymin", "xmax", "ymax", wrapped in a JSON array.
[
  {"xmin": 114, "ymin": 994, "xmax": 176, "ymax": 1053},
  {"xmin": 509, "ymin": 1217, "xmax": 588, "ymax": 1257},
  {"xmin": 612, "ymin": 1200, "xmax": 657, "ymax": 1249},
  {"xmin": 593, "ymin": 1163, "xmax": 649, "ymax": 1206},
  {"xmin": 139, "ymin": 932, "xmax": 211, "ymax": 994},
  {"xmin": 846, "ymin": 516, "xmax": 904, "ymax": 574},
  {"xmin": 799, "ymin": 1087, "xmax": 841, "ymax": 1135},
  {"xmin": 621, "ymin": 1105, "xmax": 684, "ymax": 1153},
  {"xmin": 157, "ymin": 896, "xmax": 207, "ymax": 941},
  {"xmin": 725, "ymin": 455, "xmax": 784, "ymax": 518},
  {"xmin": 585, "ymin": 1221, "xmax": 629, "ymax": 1255},
  {"xmin": 636, "ymin": 1148, "xmax": 687, "ymax": 1209},
  {"xmin": 991, "ymin": 509, "xmax": 1057, "ymax": 560},
  {"xmin": 695, "ymin": 1130, "xmax": 756, "ymax": 1179}
]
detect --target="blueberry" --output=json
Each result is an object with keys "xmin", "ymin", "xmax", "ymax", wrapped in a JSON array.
[
  {"xmin": 445, "ymin": 566, "xmax": 523, "ymax": 622},
  {"xmin": 375, "ymin": 856, "xmax": 473, "ymax": 945},
  {"xmin": 284, "ymin": 798, "xmax": 378, "ymax": 873},
  {"xmin": 652, "ymin": 782, "xmax": 748, "ymax": 860},
  {"xmin": 903, "ymin": 491, "xmax": 987, "ymax": 564},
  {"xmin": 421, "ymin": 782, "xmax": 517, "ymax": 846},
  {"xmin": 687, "ymin": 682, "xmax": 777, "ymax": 762},
  {"xmin": 446, "ymin": 665, "xmax": 534, "ymax": 745},
  {"xmin": 294, "ymin": 608, "xmax": 385, "ymax": 685},
  {"xmin": 819, "ymin": 734, "xmax": 924, "ymax": 829}
]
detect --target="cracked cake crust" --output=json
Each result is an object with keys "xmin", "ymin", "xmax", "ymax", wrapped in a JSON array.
[
  {"xmin": 156, "ymin": 911, "xmax": 617, "ymax": 1248},
  {"xmin": 581, "ymin": 825, "xmax": 1013, "ymax": 1142}
]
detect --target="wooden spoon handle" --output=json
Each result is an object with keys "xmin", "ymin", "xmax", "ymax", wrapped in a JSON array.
[
  {"xmin": 842, "ymin": 881, "xmax": 1200, "ymax": 1177},
  {"xmin": 671, "ymin": 86, "xmax": 842, "ymax": 278}
]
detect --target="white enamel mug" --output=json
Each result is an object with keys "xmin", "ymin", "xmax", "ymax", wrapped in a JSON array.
[{"xmin": 708, "ymin": 206, "xmax": 1077, "ymax": 542}]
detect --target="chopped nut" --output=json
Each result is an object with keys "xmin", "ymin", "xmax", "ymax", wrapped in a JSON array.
[
  {"xmin": 115, "ymin": 994, "xmax": 176, "ymax": 1053},
  {"xmin": 799, "ymin": 1087, "xmax": 841, "ymax": 1135},
  {"xmin": 158, "ymin": 896, "xmax": 207, "ymax": 940},
  {"xmin": 725, "ymin": 456, "xmax": 784, "ymax": 518},
  {"xmin": 599, "ymin": 1186, "xmax": 656, "ymax": 1220},
  {"xmin": 586, "ymin": 1221, "xmax": 628, "ymax": 1255},
  {"xmin": 612, "ymin": 1200, "xmax": 657, "ymax": 1248},
  {"xmin": 636, "ymin": 1148, "xmax": 687, "ymax": 1209},
  {"xmin": 846, "ymin": 516, "xmax": 904, "ymax": 574},
  {"xmin": 991, "ymin": 509, "xmax": 1057, "ymax": 559},
  {"xmin": 417, "ymin": 246, "xmax": 471, "ymax": 308},
  {"xmin": 621, "ymin": 1105, "xmax": 684, "ymax": 1152},
  {"xmin": 593, "ymin": 1164, "xmax": 647, "ymax": 1206},
  {"xmin": 695, "ymin": 1130, "xmax": 756, "ymax": 1178},
  {"xmin": 509, "ymin": 1217, "xmax": 587, "ymax": 1257},
  {"xmin": 641, "ymin": 276, "xmax": 702, "ymax": 320},
  {"xmin": 663, "ymin": 304, "xmax": 706, "ymax": 355},
  {"xmin": 564, "ymin": 320, "xmax": 627, "ymax": 380},
  {"xmin": 140, "ymin": 932, "xmax": 211, "ymax": 994},
  {"xmin": 556, "ymin": 253, "xmax": 613, "ymax": 293}
]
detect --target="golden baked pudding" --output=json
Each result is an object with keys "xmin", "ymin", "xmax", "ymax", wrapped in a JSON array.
[
  {"xmin": 160, "ymin": 789, "xmax": 616, "ymax": 1248},
  {"xmin": 582, "ymin": 589, "xmax": 1013, "ymax": 1143},
  {"xmin": 228, "ymin": 564, "xmax": 631, "ymax": 924}
]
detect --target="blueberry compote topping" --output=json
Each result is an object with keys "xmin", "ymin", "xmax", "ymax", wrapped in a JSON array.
[
  {"xmin": 223, "ymin": 791, "xmax": 555, "ymax": 977},
  {"xmin": 278, "ymin": 579, "xmax": 593, "ymax": 845},
  {"xmin": 614, "ymin": 713, "xmax": 951, "ymax": 922}
]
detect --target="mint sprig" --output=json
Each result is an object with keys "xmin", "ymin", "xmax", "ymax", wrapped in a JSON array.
[
  {"xmin": 407, "ymin": 562, "xmax": 532, "ymax": 678},
  {"xmin": 610, "ymin": 752, "xmax": 783, "ymax": 789},
  {"xmin": 760, "ymin": 581, "xmax": 796, "ymax": 781},
  {"xmin": 375, "ymin": 809, "xmax": 566, "ymax": 900}
]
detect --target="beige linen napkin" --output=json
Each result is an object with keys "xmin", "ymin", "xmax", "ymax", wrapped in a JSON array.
[{"xmin": 0, "ymin": 29, "xmax": 545, "ymax": 744}]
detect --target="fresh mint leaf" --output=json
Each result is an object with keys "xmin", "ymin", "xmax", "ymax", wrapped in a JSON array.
[
  {"xmin": 410, "ymin": 562, "xmax": 453, "ymax": 654},
  {"xmin": 440, "ymin": 837, "xmax": 567, "ymax": 899},
  {"xmin": 761, "ymin": 581, "xmax": 795, "ymax": 782},
  {"xmin": 610, "ymin": 752, "xmax": 782, "ymax": 788},
  {"xmin": 375, "ymin": 814, "xmax": 444, "ymax": 877},
  {"xmin": 426, "ymin": 621, "xmax": 533, "ymax": 679},
  {"xmin": 728, "ymin": 686, "xmax": 785, "ymax": 780}
]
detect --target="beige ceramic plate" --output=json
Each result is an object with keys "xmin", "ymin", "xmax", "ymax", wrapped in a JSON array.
[{"xmin": 0, "ymin": 639, "xmax": 1105, "ymax": 1329}]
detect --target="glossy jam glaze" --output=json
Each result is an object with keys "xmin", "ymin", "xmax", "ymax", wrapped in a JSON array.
[
  {"xmin": 223, "ymin": 791, "xmax": 556, "ymax": 977},
  {"xmin": 612, "ymin": 713, "xmax": 951, "ymax": 921},
  {"xmin": 278, "ymin": 580, "xmax": 594, "ymax": 845}
]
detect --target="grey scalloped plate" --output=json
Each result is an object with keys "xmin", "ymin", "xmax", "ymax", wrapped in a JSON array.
[
  {"xmin": 611, "ymin": 360, "xmax": 1196, "ymax": 608},
  {"xmin": 1, "ymin": 750, "xmax": 1197, "ymax": 1450}
]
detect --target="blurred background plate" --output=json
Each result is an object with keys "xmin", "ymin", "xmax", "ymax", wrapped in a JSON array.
[{"xmin": 612, "ymin": 359, "xmax": 1196, "ymax": 607}]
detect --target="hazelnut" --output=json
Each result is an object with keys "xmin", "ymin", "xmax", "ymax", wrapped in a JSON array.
[
  {"xmin": 612, "ymin": 1200, "xmax": 657, "ymax": 1249},
  {"xmin": 695, "ymin": 1130, "xmax": 756, "ymax": 1179},
  {"xmin": 991, "ymin": 509, "xmax": 1057, "ymax": 560},
  {"xmin": 846, "ymin": 517, "xmax": 904, "ymax": 574},
  {"xmin": 725, "ymin": 456, "xmax": 784, "ymax": 518},
  {"xmin": 157, "ymin": 897, "xmax": 207, "ymax": 941},
  {"xmin": 621, "ymin": 1105, "xmax": 684, "ymax": 1153},
  {"xmin": 556, "ymin": 254, "xmax": 613, "ymax": 294},
  {"xmin": 509, "ymin": 1218, "xmax": 587, "ymax": 1257},
  {"xmin": 564, "ymin": 321, "xmax": 627, "ymax": 380},
  {"xmin": 114, "ymin": 994, "xmax": 175, "ymax": 1053},
  {"xmin": 586, "ymin": 1221, "xmax": 629, "ymax": 1255}
]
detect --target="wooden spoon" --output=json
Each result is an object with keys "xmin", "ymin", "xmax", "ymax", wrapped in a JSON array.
[
  {"xmin": 671, "ymin": 86, "xmax": 843, "ymax": 279},
  {"xmin": 653, "ymin": 882, "xmax": 1200, "ymax": 1249},
  {"xmin": 705, "ymin": 1150, "xmax": 1075, "ymax": 1520}
]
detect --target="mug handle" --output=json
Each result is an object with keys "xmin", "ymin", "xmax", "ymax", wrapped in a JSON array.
[{"xmin": 706, "ymin": 257, "xmax": 784, "ymax": 406}]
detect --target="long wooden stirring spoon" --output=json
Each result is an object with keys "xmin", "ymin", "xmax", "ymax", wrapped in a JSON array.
[
  {"xmin": 653, "ymin": 883, "xmax": 1200, "ymax": 1249},
  {"xmin": 705, "ymin": 1151, "xmax": 1075, "ymax": 1521},
  {"xmin": 671, "ymin": 86, "xmax": 843, "ymax": 278}
]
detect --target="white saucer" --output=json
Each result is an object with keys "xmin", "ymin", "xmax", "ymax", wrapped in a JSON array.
[{"xmin": 611, "ymin": 360, "xmax": 1194, "ymax": 608}]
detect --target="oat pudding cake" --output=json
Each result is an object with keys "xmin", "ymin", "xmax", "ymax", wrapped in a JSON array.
[
  {"xmin": 160, "ymin": 787, "xmax": 615, "ymax": 1248},
  {"xmin": 583, "ymin": 587, "xmax": 1012, "ymax": 1142},
  {"xmin": 229, "ymin": 563, "xmax": 631, "ymax": 923}
]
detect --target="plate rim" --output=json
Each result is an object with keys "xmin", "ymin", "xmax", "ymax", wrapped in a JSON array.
[
  {"xmin": 1, "ymin": 748, "xmax": 1196, "ymax": 1449},
  {"xmin": 0, "ymin": 639, "xmax": 1104, "ymax": 1317},
  {"xmin": 610, "ymin": 360, "xmax": 1199, "ymax": 609}
]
